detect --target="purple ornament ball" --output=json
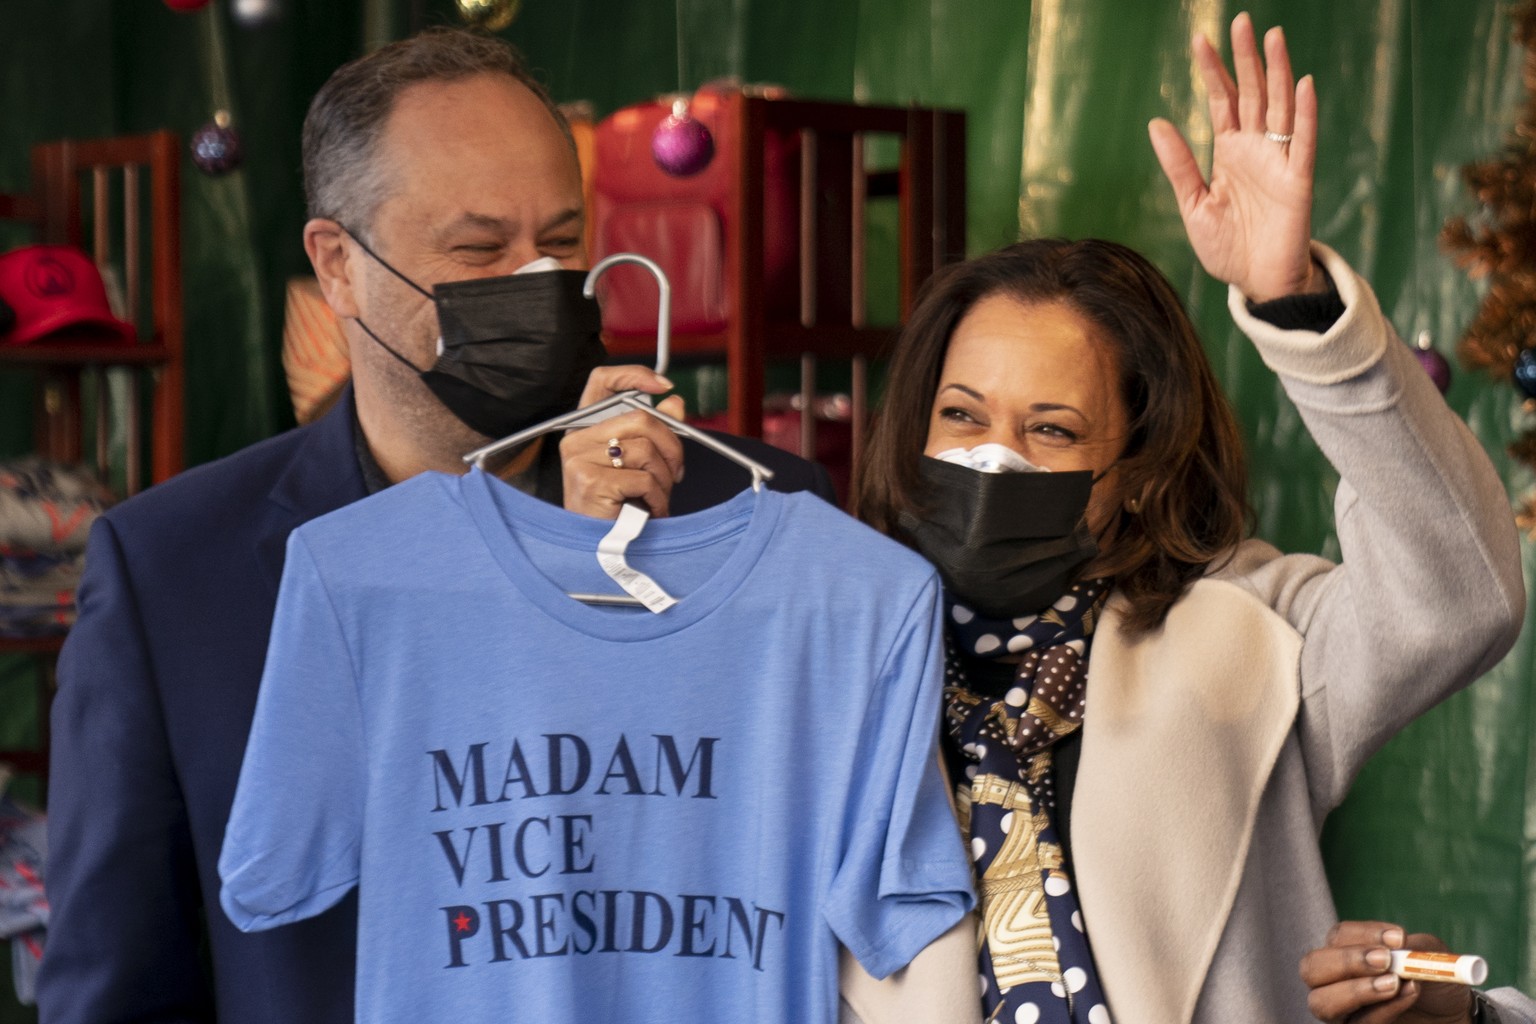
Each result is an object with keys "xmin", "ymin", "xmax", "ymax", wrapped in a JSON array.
[
  {"xmin": 652, "ymin": 100, "xmax": 715, "ymax": 177},
  {"xmin": 191, "ymin": 113, "xmax": 243, "ymax": 176},
  {"xmin": 1414, "ymin": 346, "xmax": 1452, "ymax": 394},
  {"xmin": 1513, "ymin": 348, "xmax": 1536, "ymax": 400},
  {"xmin": 232, "ymin": 0, "xmax": 282, "ymax": 27}
]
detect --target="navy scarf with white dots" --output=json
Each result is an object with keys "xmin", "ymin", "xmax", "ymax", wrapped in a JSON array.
[{"xmin": 943, "ymin": 578, "xmax": 1114, "ymax": 1024}]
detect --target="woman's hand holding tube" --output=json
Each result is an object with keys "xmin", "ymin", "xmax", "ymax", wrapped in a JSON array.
[
  {"xmin": 1299, "ymin": 922, "xmax": 1473, "ymax": 1024},
  {"xmin": 1149, "ymin": 12, "xmax": 1326, "ymax": 303}
]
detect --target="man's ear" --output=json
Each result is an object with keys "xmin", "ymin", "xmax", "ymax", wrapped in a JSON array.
[{"xmin": 304, "ymin": 218, "xmax": 360, "ymax": 320}]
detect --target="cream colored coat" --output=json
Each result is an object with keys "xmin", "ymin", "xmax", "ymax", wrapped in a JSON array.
[{"xmin": 841, "ymin": 244, "xmax": 1527, "ymax": 1024}]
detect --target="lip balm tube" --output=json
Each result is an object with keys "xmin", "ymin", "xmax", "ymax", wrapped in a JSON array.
[{"xmin": 1388, "ymin": 950, "xmax": 1488, "ymax": 986}]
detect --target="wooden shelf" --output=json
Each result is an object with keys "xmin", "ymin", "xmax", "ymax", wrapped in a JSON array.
[
  {"xmin": 0, "ymin": 129, "xmax": 183, "ymax": 787},
  {"xmin": 0, "ymin": 750, "xmax": 47, "ymax": 775},
  {"xmin": 0, "ymin": 635, "xmax": 65, "ymax": 655},
  {"xmin": 605, "ymin": 324, "xmax": 898, "ymax": 362},
  {"xmin": 0, "ymin": 338, "xmax": 170, "ymax": 366}
]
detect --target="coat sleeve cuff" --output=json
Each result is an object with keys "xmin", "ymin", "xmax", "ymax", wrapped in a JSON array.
[{"xmin": 1226, "ymin": 242, "xmax": 1390, "ymax": 385}]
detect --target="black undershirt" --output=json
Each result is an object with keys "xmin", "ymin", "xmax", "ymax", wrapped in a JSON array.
[{"xmin": 351, "ymin": 410, "xmax": 564, "ymax": 502}]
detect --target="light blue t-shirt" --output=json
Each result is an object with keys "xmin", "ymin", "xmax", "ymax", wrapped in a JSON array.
[{"xmin": 220, "ymin": 468, "xmax": 974, "ymax": 1024}]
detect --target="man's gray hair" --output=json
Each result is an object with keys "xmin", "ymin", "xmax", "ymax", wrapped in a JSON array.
[{"xmin": 302, "ymin": 27, "xmax": 573, "ymax": 238}]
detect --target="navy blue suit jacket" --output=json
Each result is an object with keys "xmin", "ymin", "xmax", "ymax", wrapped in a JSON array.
[{"xmin": 38, "ymin": 390, "xmax": 834, "ymax": 1023}]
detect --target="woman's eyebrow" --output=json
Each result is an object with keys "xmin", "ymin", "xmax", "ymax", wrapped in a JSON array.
[
  {"xmin": 1030, "ymin": 402, "xmax": 1085, "ymax": 417},
  {"xmin": 938, "ymin": 383, "xmax": 985, "ymax": 401}
]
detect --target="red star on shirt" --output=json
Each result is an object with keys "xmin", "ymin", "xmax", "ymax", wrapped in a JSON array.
[{"xmin": 453, "ymin": 911, "xmax": 473, "ymax": 933}]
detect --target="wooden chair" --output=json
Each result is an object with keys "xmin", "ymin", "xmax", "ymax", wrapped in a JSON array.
[
  {"xmin": 594, "ymin": 93, "xmax": 966, "ymax": 474},
  {"xmin": 0, "ymin": 129, "xmax": 184, "ymax": 784}
]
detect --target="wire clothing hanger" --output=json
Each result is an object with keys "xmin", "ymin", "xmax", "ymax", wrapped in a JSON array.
[
  {"xmin": 462, "ymin": 252, "xmax": 775, "ymax": 488},
  {"xmin": 461, "ymin": 252, "xmax": 776, "ymax": 609}
]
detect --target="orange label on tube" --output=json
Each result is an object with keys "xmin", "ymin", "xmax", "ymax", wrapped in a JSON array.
[{"xmin": 1388, "ymin": 950, "xmax": 1488, "ymax": 986}]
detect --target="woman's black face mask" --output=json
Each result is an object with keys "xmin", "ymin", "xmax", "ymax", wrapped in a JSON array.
[
  {"xmin": 898, "ymin": 454, "xmax": 1100, "ymax": 618},
  {"xmin": 344, "ymin": 231, "xmax": 607, "ymax": 440}
]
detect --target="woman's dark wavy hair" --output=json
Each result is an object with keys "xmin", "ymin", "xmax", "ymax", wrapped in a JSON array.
[{"xmin": 852, "ymin": 238, "xmax": 1250, "ymax": 638}]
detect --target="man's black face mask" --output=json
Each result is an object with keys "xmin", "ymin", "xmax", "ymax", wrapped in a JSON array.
[{"xmin": 344, "ymin": 231, "xmax": 607, "ymax": 440}]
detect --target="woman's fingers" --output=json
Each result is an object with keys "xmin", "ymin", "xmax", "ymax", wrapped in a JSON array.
[
  {"xmin": 1290, "ymin": 74, "xmax": 1319, "ymax": 182},
  {"xmin": 1300, "ymin": 942, "xmax": 1411, "ymax": 1024},
  {"xmin": 1299, "ymin": 942, "xmax": 1393, "ymax": 988},
  {"xmin": 1230, "ymin": 12, "xmax": 1267, "ymax": 132},
  {"xmin": 1264, "ymin": 25, "xmax": 1296, "ymax": 136},
  {"xmin": 1402, "ymin": 932, "xmax": 1449, "ymax": 954},
  {"xmin": 1305, "ymin": 973, "xmax": 1410, "ymax": 1024},
  {"xmin": 1327, "ymin": 921, "xmax": 1408, "ymax": 950},
  {"xmin": 1194, "ymin": 31, "xmax": 1239, "ymax": 134},
  {"xmin": 1299, "ymin": 924, "xmax": 1474, "ymax": 1024},
  {"xmin": 1147, "ymin": 118, "xmax": 1207, "ymax": 215}
]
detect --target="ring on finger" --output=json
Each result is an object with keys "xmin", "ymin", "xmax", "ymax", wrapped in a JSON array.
[
  {"xmin": 606, "ymin": 437, "xmax": 624, "ymax": 469},
  {"xmin": 1264, "ymin": 129, "xmax": 1293, "ymax": 144}
]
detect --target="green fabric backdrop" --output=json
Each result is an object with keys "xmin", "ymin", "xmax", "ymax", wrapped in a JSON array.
[{"xmin": 3, "ymin": 0, "xmax": 1535, "ymax": 1015}]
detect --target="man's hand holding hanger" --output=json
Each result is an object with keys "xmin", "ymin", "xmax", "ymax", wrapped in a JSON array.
[{"xmin": 561, "ymin": 365, "xmax": 687, "ymax": 520}]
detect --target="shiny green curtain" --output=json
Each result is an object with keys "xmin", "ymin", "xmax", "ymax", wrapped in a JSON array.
[
  {"xmin": 3, "ymin": 0, "xmax": 1536, "ymax": 1015},
  {"xmin": 1005, "ymin": 0, "xmax": 1536, "ymax": 989},
  {"xmin": 510, "ymin": 0, "xmax": 1536, "ymax": 985},
  {"xmin": 508, "ymin": 0, "xmax": 1536, "ymax": 993}
]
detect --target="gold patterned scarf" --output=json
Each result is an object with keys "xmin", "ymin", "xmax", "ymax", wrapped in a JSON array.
[{"xmin": 943, "ymin": 578, "xmax": 1114, "ymax": 1024}]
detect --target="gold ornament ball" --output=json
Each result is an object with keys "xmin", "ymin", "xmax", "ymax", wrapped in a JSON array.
[{"xmin": 456, "ymin": 0, "xmax": 521, "ymax": 31}]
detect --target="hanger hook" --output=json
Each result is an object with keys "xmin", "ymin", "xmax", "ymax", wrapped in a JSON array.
[{"xmin": 584, "ymin": 253, "xmax": 671, "ymax": 378}]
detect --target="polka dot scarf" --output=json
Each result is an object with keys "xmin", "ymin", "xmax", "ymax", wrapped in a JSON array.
[{"xmin": 943, "ymin": 579, "xmax": 1114, "ymax": 1024}]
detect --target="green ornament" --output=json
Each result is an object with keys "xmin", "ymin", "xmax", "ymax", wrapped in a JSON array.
[{"xmin": 456, "ymin": 0, "xmax": 521, "ymax": 32}]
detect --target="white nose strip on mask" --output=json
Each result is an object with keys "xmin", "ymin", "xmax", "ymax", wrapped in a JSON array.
[
  {"xmin": 932, "ymin": 443, "xmax": 1048, "ymax": 474},
  {"xmin": 514, "ymin": 256, "xmax": 565, "ymax": 275}
]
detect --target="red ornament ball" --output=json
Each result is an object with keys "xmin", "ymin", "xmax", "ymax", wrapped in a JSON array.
[
  {"xmin": 652, "ymin": 99, "xmax": 715, "ymax": 177},
  {"xmin": 163, "ymin": 0, "xmax": 211, "ymax": 10},
  {"xmin": 191, "ymin": 113, "xmax": 243, "ymax": 176}
]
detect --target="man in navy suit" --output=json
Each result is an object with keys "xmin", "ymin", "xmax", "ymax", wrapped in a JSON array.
[{"xmin": 37, "ymin": 28, "xmax": 831, "ymax": 1024}]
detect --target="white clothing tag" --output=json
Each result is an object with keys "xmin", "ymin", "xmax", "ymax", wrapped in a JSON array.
[{"xmin": 595, "ymin": 502, "xmax": 677, "ymax": 613}]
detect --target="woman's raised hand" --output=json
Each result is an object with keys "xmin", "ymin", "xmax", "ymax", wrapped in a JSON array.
[{"xmin": 1149, "ymin": 12, "xmax": 1323, "ymax": 303}]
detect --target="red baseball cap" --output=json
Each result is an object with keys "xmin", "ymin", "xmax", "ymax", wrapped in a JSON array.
[{"xmin": 0, "ymin": 245, "xmax": 135, "ymax": 346}]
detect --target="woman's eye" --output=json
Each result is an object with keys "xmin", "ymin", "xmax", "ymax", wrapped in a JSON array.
[
  {"xmin": 938, "ymin": 406, "xmax": 980, "ymax": 425},
  {"xmin": 540, "ymin": 237, "xmax": 581, "ymax": 254},
  {"xmin": 1031, "ymin": 422, "xmax": 1079, "ymax": 443}
]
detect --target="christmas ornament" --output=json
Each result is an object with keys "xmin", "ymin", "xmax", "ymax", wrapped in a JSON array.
[
  {"xmin": 1413, "ymin": 330, "xmax": 1452, "ymax": 394},
  {"xmin": 456, "ymin": 0, "xmax": 521, "ymax": 31},
  {"xmin": 162, "ymin": 0, "xmax": 211, "ymax": 9},
  {"xmin": 1443, "ymin": 0, "xmax": 1536, "ymax": 517},
  {"xmin": 190, "ymin": 111, "xmax": 243, "ymax": 176},
  {"xmin": 1514, "ymin": 348, "xmax": 1536, "ymax": 399},
  {"xmin": 232, "ymin": 0, "xmax": 282, "ymax": 27},
  {"xmin": 652, "ymin": 98, "xmax": 715, "ymax": 177},
  {"xmin": 1516, "ymin": 491, "xmax": 1536, "ymax": 541}
]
